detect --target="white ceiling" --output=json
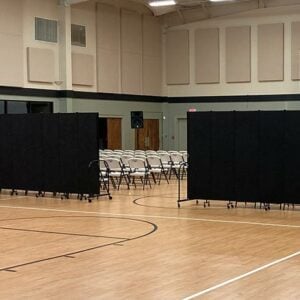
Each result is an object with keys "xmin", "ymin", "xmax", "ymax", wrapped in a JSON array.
[{"xmin": 66, "ymin": 0, "xmax": 300, "ymax": 25}]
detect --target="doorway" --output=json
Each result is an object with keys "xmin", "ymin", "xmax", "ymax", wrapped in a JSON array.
[
  {"xmin": 135, "ymin": 119, "xmax": 159, "ymax": 150},
  {"xmin": 177, "ymin": 118, "xmax": 187, "ymax": 151},
  {"xmin": 99, "ymin": 117, "xmax": 122, "ymax": 150}
]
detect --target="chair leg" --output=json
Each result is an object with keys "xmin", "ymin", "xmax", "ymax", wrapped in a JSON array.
[{"xmin": 151, "ymin": 172, "xmax": 157, "ymax": 184}]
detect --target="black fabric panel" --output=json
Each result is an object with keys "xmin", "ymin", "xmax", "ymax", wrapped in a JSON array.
[
  {"xmin": 284, "ymin": 111, "xmax": 300, "ymax": 203},
  {"xmin": 187, "ymin": 112, "xmax": 212, "ymax": 200},
  {"xmin": 235, "ymin": 112, "xmax": 259, "ymax": 202},
  {"xmin": 42, "ymin": 114, "xmax": 61, "ymax": 192},
  {"xmin": 58, "ymin": 114, "xmax": 80, "ymax": 193},
  {"xmin": 10, "ymin": 115, "xmax": 43, "ymax": 191},
  {"xmin": 0, "ymin": 113, "xmax": 98, "ymax": 195},
  {"xmin": 259, "ymin": 111, "xmax": 285, "ymax": 203},
  {"xmin": 211, "ymin": 112, "xmax": 235, "ymax": 200},
  {"xmin": 0, "ymin": 116, "xmax": 14, "ymax": 188},
  {"xmin": 77, "ymin": 113, "xmax": 99, "ymax": 194}
]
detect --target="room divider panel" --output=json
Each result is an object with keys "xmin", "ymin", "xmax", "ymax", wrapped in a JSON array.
[
  {"xmin": 0, "ymin": 113, "xmax": 99, "ymax": 195},
  {"xmin": 187, "ymin": 111, "xmax": 300, "ymax": 204}
]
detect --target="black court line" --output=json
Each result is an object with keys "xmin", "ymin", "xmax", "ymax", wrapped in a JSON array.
[
  {"xmin": 0, "ymin": 226, "xmax": 127, "ymax": 240},
  {"xmin": 0, "ymin": 215, "xmax": 158, "ymax": 272},
  {"xmin": 133, "ymin": 196, "xmax": 200, "ymax": 210}
]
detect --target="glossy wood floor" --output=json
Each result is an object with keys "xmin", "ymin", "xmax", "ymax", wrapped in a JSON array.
[{"xmin": 0, "ymin": 179, "xmax": 300, "ymax": 299}]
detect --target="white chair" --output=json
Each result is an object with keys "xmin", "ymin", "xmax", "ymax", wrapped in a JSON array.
[
  {"xmin": 169, "ymin": 152, "xmax": 184, "ymax": 179},
  {"xmin": 147, "ymin": 155, "xmax": 169, "ymax": 184},
  {"xmin": 128, "ymin": 158, "xmax": 151, "ymax": 189},
  {"xmin": 158, "ymin": 153, "xmax": 172, "ymax": 178},
  {"xmin": 105, "ymin": 158, "xmax": 129, "ymax": 190},
  {"xmin": 99, "ymin": 159, "xmax": 111, "ymax": 197}
]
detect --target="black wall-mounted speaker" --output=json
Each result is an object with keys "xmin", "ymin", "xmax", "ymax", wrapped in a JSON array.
[{"xmin": 131, "ymin": 111, "xmax": 144, "ymax": 129}]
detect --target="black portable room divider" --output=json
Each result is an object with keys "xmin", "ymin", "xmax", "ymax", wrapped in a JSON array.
[
  {"xmin": 187, "ymin": 111, "xmax": 300, "ymax": 204},
  {"xmin": 0, "ymin": 113, "xmax": 99, "ymax": 195}
]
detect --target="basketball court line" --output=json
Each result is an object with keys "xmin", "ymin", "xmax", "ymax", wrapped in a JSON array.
[
  {"xmin": 0, "ymin": 204, "xmax": 300, "ymax": 229},
  {"xmin": 182, "ymin": 249, "xmax": 300, "ymax": 299},
  {"xmin": 0, "ymin": 196, "xmax": 27, "ymax": 201}
]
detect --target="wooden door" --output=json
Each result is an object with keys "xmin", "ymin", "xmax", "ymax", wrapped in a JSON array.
[
  {"xmin": 107, "ymin": 118, "xmax": 122, "ymax": 150},
  {"xmin": 136, "ymin": 119, "xmax": 159, "ymax": 150}
]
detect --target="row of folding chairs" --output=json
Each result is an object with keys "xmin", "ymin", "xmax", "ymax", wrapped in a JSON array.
[
  {"xmin": 99, "ymin": 150, "xmax": 188, "ymax": 180},
  {"xmin": 100, "ymin": 151, "xmax": 187, "ymax": 182},
  {"xmin": 99, "ymin": 155, "xmax": 176, "ymax": 190}
]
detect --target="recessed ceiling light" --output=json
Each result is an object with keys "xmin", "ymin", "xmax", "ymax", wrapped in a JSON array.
[{"xmin": 149, "ymin": 0, "xmax": 176, "ymax": 7}]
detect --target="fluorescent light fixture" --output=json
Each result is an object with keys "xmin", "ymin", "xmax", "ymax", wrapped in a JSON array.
[{"xmin": 149, "ymin": 0, "xmax": 176, "ymax": 7}]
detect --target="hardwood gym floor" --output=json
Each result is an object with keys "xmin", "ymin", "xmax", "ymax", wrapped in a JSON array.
[{"xmin": 0, "ymin": 180, "xmax": 299, "ymax": 299}]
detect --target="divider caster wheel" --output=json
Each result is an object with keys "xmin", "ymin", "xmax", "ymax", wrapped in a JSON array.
[
  {"xmin": 109, "ymin": 196, "xmax": 112, "ymax": 200},
  {"xmin": 196, "ymin": 200, "xmax": 199, "ymax": 205},
  {"xmin": 208, "ymin": 202, "xmax": 210, "ymax": 207},
  {"xmin": 227, "ymin": 203, "xmax": 230, "ymax": 209},
  {"xmin": 204, "ymin": 202, "xmax": 206, "ymax": 208},
  {"xmin": 231, "ymin": 204, "xmax": 234, "ymax": 208}
]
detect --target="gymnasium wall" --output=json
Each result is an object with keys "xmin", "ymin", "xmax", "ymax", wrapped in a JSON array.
[
  {"xmin": 163, "ymin": 5, "xmax": 300, "ymax": 97},
  {"xmin": 72, "ymin": 98, "xmax": 163, "ymax": 150},
  {"xmin": 0, "ymin": 0, "xmax": 162, "ymax": 97},
  {"xmin": 0, "ymin": 0, "xmax": 23, "ymax": 87}
]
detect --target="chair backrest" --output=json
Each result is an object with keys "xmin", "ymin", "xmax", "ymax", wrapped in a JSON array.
[
  {"xmin": 170, "ymin": 152, "xmax": 184, "ymax": 164},
  {"xmin": 158, "ymin": 153, "xmax": 171, "ymax": 164},
  {"xmin": 135, "ymin": 154, "xmax": 146, "ymax": 160},
  {"xmin": 135, "ymin": 150, "xmax": 145, "ymax": 155},
  {"xmin": 108, "ymin": 154, "xmax": 122, "ymax": 160},
  {"xmin": 105, "ymin": 158, "xmax": 122, "ymax": 171},
  {"xmin": 124, "ymin": 150, "xmax": 134, "ymax": 155},
  {"xmin": 121, "ymin": 155, "xmax": 133, "ymax": 167},
  {"xmin": 146, "ymin": 150, "xmax": 157, "ymax": 155},
  {"xmin": 128, "ymin": 158, "xmax": 147, "ymax": 170},
  {"xmin": 147, "ymin": 155, "xmax": 162, "ymax": 168},
  {"xmin": 182, "ymin": 152, "xmax": 188, "ymax": 162}
]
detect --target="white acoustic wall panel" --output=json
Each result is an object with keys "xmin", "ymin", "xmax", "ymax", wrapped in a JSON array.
[
  {"xmin": 258, "ymin": 23, "xmax": 284, "ymax": 82},
  {"xmin": 0, "ymin": 0, "xmax": 22, "ymax": 35},
  {"xmin": 72, "ymin": 53, "xmax": 94, "ymax": 86},
  {"xmin": 166, "ymin": 30, "xmax": 190, "ymax": 85},
  {"xmin": 195, "ymin": 28, "xmax": 219, "ymax": 84},
  {"xmin": 98, "ymin": 49, "xmax": 120, "ymax": 93},
  {"xmin": 97, "ymin": 3, "xmax": 120, "ymax": 52},
  {"xmin": 143, "ymin": 56, "xmax": 161, "ymax": 96},
  {"xmin": 226, "ymin": 26, "xmax": 251, "ymax": 83},
  {"xmin": 121, "ymin": 52, "xmax": 142, "ymax": 95},
  {"xmin": 121, "ymin": 9, "xmax": 142, "ymax": 94},
  {"xmin": 27, "ymin": 47, "xmax": 55, "ymax": 83},
  {"xmin": 143, "ymin": 15, "xmax": 161, "ymax": 57},
  {"xmin": 143, "ymin": 15, "xmax": 161, "ymax": 96},
  {"xmin": 291, "ymin": 21, "xmax": 300, "ymax": 80},
  {"xmin": 121, "ymin": 9, "xmax": 142, "ymax": 54},
  {"xmin": 97, "ymin": 3, "xmax": 120, "ymax": 93},
  {"xmin": 0, "ymin": 33, "xmax": 23, "ymax": 87}
]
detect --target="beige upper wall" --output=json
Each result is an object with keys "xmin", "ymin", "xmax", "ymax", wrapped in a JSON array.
[
  {"xmin": 96, "ymin": 3, "xmax": 162, "ymax": 96},
  {"xmin": 23, "ymin": 0, "xmax": 60, "ymax": 89},
  {"xmin": 71, "ymin": 2, "xmax": 97, "ymax": 92},
  {"xmin": 163, "ymin": 5, "xmax": 300, "ymax": 97},
  {"xmin": 0, "ymin": 0, "xmax": 162, "ymax": 96},
  {"xmin": 0, "ymin": 0, "xmax": 23, "ymax": 87}
]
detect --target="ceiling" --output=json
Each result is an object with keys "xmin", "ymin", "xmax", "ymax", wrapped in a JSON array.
[{"xmin": 66, "ymin": 0, "xmax": 300, "ymax": 25}]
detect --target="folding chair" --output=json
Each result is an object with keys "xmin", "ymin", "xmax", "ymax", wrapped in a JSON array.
[
  {"xmin": 147, "ymin": 155, "xmax": 169, "ymax": 184},
  {"xmin": 128, "ymin": 158, "xmax": 152, "ymax": 190},
  {"xmin": 105, "ymin": 158, "xmax": 129, "ymax": 190}
]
